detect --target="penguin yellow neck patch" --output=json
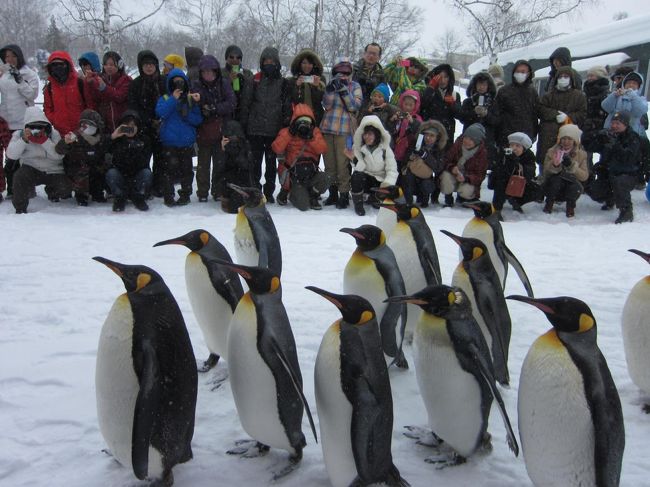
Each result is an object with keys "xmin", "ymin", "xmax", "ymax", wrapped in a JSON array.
[
  {"xmin": 578, "ymin": 313, "xmax": 594, "ymax": 332},
  {"xmin": 410, "ymin": 207, "xmax": 419, "ymax": 219},
  {"xmin": 136, "ymin": 273, "xmax": 151, "ymax": 291},
  {"xmin": 379, "ymin": 232, "xmax": 386, "ymax": 246},
  {"xmin": 270, "ymin": 277, "xmax": 280, "ymax": 293},
  {"xmin": 200, "ymin": 232, "xmax": 209, "ymax": 246},
  {"xmin": 537, "ymin": 329, "xmax": 562, "ymax": 348},
  {"xmin": 358, "ymin": 310, "xmax": 374, "ymax": 325}
]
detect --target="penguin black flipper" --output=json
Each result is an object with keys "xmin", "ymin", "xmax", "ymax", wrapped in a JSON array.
[
  {"xmin": 409, "ymin": 217, "xmax": 442, "ymax": 285},
  {"xmin": 205, "ymin": 260, "xmax": 245, "ymax": 312},
  {"xmin": 245, "ymin": 207, "xmax": 282, "ymax": 276},
  {"xmin": 560, "ymin": 329, "xmax": 625, "ymax": 486},
  {"xmin": 502, "ymin": 244, "xmax": 534, "ymax": 298},
  {"xmin": 269, "ymin": 338, "xmax": 318, "ymax": 443},
  {"xmin": 467, "ymin": 342, "xmax": 520, "ymax": 456},
  {"xmin": 131, "ymin": 339, "xmax": 161, "ymax": 480}
]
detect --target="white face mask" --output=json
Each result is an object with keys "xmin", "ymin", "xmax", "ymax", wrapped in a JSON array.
[
  {"xmin": 513, "ymin": 72, "xmax": 528, "ymax": 84},
  {"xmin": 557, "ymin": 77, "xmax": 571, "ymax": 89},
  {"xmin": 82, "ymin": 125, "xmax": 98, "ymax": 135}
]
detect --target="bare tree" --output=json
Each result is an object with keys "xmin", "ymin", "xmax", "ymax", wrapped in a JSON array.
[
  {"xmin": 435, "ymin": 28, "xmax": 465, "ymax": 66},
  {"xmin": 0, "ymin": 0, "xmax": 50, "ymax": 56},
  {"xmin": 448, "ymin": 0, "xmax": 596, "ymax": 62},
  {"xmin": 171, "ymin": 0, "xmax": 234, "ymax": 53},
  {"xmin": 59, "ymin": 0, "xmax": 168, "ymax": 52},
  {"xmin": 240, "ymin": 0, "xmax": 307, "ymax": 54}
]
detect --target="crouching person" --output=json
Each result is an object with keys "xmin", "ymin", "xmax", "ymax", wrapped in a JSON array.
[
  {"xmin": 55, "ymin": 109, "xmax": 109, "ymax": 206},
  {"xmin": 272, "ymin": 104, "xmax": 328, "ymax": 211},
  {"xmin": 541, "ymin": 124, "xmax": 588, "ymax": 218},
  {"xmin": 491, "ymin": 132, "xmax": 538, "ymax": 214},
  {"xmin": 347, "ymin": 115, "xmax": 398, "ymax": 216},
  {"xmin": 402, "ymin": 120, "xmax": 447, "ymax": 207},
  {"xmin": 220, "ymin": 120, "xmax": 254, "ymax": 213},
  {"xmin": 106, "ymin": 110, "xmax": 153, "ymax": 212},
  {"xmin": 8, "ymin": 107, "xmax": 70, "ymax": 213}
]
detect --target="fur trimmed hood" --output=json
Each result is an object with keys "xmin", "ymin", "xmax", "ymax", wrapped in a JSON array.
[
  {"xmin": 354, "ymin": 115, "xmax": 392, "ymax": 152},
  {"xmin": 416, "ymin": 119, "xmax": 447, "ymax": 150},
  {"xmin": 290, "ymin": 49, "xmax": 323, "ymax": 76}
]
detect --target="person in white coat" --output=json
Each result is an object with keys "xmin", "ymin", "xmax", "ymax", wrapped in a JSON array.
[
  {"xmin": 0, "ymin": 44, "xmax": 39, "ymax": 195},
  {"xmin": 347, "ymin": 115, "xmax": 398, "ymax": 215}
]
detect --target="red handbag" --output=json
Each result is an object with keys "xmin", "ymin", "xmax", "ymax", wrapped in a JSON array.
[{"xmin": 505, "ymin": 165, "xmax": 526, "ymax": 198}]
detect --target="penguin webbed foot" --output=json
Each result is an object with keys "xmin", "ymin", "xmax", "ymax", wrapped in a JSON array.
[
  {"xmin": 480, "ymin": 432, "xmax": 493, "ymax": 453},
  {"xmin": 643, "ymin": 403, "xmax": 650, "ymax": 414},
  {"xmin": 145, "ymin": 470, "xmax": 174, "ymax": 487},
  {"xmin": 391, "ymin": 352, "xmax": 409, "ymax": 370},
  {"xmin": 198, "ymin": 354, "xmax": 220, "ymax": 373},
  {"xmin": 227, "ymin": 439, "xmax": 270, "ymax": 458},
  {"xmin": 270, "ymin": 452, "xmax": 302, "ymax": 482},
  {"xmin": 403, "ymin": 425, "xmax": 443, "ymax": 447},
  {"xmin": 424, "ymin": 451, "xmax": 466, "ymax": 469}
]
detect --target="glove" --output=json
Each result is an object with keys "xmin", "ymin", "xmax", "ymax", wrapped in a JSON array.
[
  {"xmin": 444, "ymin": 94, "xmax": 456, "ymax": 105},
  {"xmin": 326, "ymin": 80, "xmax": 337, "ymax": 93},
  {"xmin": 9, "ymin": 66, "xmax": 22, "ymax": 83},
  {"xmin": 428, "ymin": 74, "xmax": 441, "ymax": 89},
  {"xmin": 556, "ymin": 111, "xmax": 567, "ymax": 123},
  {"xmin": 561, "ymin": 154, "xmax": 572, "ymax": 167},
  {"xmin": 474, "ymin": 106, "xmax": 488, "ymax": 117}
]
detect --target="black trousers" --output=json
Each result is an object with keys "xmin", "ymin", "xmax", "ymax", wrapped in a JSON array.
[
  {"xmin": 610, "ymin": 173, "xmax": 637, "ymax": 209},
  {"xmin": 196, "ymin": 143, "xmax": 224, "ymax": 199},
  {"xmin": 543, "ymin": 173, "xmax": 582, "ymax": 204},
  {"xmin": 12, "ymin": 164, "xmax": 72, "ymax": 212},
  {"xmin": 249, "ymin": 135, "xmax": 277, "ymax": 197},
  {"xmin": 161, "ymin": 146, "xmax": 194, "ymax": 199}
]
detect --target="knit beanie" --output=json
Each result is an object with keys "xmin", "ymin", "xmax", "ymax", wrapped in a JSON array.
[
  {"xmin": 464, "ymin": 123, "xmax": 486, "ymax": 144},
  {"xmin": 557, "ymin": 124, "xmax": 582, "ymax": 145},
  {"xmin": 164, "ymin": 54, "xmax": 185, "ymax": 70},
  {"xmin": 79, "ymin": 109, "xmax": 104, "ymax": 131},
  {"xmin": 586, "ymin": 66, "xmax": 608, "ymax": 79},
  {"xmin": 332, "ymin": 56, "xmax": 353, "ymax": 75},
  {"xmin": 507, "ymin": 132, "xmax": 532, "ymax": 149},
  {"xmin": 371, "ymin": 83, "xmax": 391, "ymax": 102},
  {"xmin": 612, "ymin": 111, "xmax": 631, "ymax": 126}
]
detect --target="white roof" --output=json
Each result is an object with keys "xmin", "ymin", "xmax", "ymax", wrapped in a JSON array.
[
  {"xmin": 533, "ymin": 52, "xmax": 630, "ymax": 79},
  {"xmin": 469, "ymin": 13, "xmax": 650, "ymax": 74}
]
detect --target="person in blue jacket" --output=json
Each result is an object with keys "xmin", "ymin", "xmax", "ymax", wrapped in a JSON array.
[
  {"xmin": 602, "ymin": 71, "xmax": 648, "ymax": 137},
  {"xmin": 155, "ymin": 68, "xmax": 202, "ymax": 206}
]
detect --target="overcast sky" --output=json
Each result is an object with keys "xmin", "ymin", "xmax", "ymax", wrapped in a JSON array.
[{"xmin": 410, "ymin": 0, "xmax": 650, "ymax": 55}]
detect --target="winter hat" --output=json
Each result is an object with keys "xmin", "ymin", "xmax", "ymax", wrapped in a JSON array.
[
  {"xmin": 118, "ymin": 109, "xmax": 141, "ymax": 127},
  {"xmin": 463, "ymin": 123, "xmax": 486, "ymax": 144},
  {"xmin": 371, "ymin": 83, "xmax": 391, "ymax": 102},
  {"xmin": 612, "ymin": 111, "xmax": 631, "ymax": 126},
  {"xmin": 332, "ymin": 57, "xmax": 353, "ymax": 75},
  {"xmin": 164, "ymin": 54, "xmax": 185, "ymax": 70},
  {"xmin": 79, "ymin": 109, "xmax": 104, "ymax": 131},
  {"xmin": 78, "ymin": 52, "xmax": 100, "ymax": 73},
  {"xmin": 507, "ymin": 132, "xmax": 532, "ymax": 149},
  {"xmin": 557, "ymin": 123, "xmax": 582, "ymax": 145},
  {"xmin": 623, "ymin": 72, "xmax": 643, "ymax": 88},
  {"xmin": 102, "ymin": 51, "xmax": 124, "ymax": 71},
  {"xmin": 225, "ymin": 45, "xmax": 243, "ymax": 60},
  {"xmin": 198, "ymin": 54, "xmax": 221, "ymax": 73},
  {"xmin": 611, "ymin": 66, "xmax": 633, "ymax": 81},
  {"xmin": 487, "ymin": 63, "xmax": 504, "ymax": 80},
  {"xmin": 586, "ymin": 66, "xmax": 608, "ymax": 79}
]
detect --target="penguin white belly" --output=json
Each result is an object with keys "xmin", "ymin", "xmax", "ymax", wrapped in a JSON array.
[
  {"xmin": 376, "ymin": 206, "xmax": 397, "ymax": 237},
  {"xmin": 518, "ymin": 330, "xmax": 595, "ymax": 486},
  {"xmin": 343, "ymin": 254, "xmax": 388, "ymax": 323},
  {"xmin": 413, "ymin": 315, "xmax": 483, "ymax": 457},
  {"xmin": 451, "ymin": 266, "xmax": 492, "ymax": 351},
  {"xmin": 234, "ymin": 212, "xmax": 258, "ymax": 268},
  {"xmin": 389, "ymin": 224, "xmax": 426, "ymax": 339},
  {"xmin": 96, "ymin": 296, "xmax": 164, "ymax": 478},
  {"xmin": 622, "ymin": 277, "xmax": 650, "ymax": 394},
  {"xmin": 227, "ymin": 295, "xmax": 293, "ymax": 453},
  {"xmin": 185, "ymin": 253, "xmax": 233, "ymax": 360},
  {"xmin": 314, "ymin": 323, "xmax": 357, "ymax": 487},
  {"xmin": 463, "ymin": 222, "xmax": 505, "ymax": 289}
]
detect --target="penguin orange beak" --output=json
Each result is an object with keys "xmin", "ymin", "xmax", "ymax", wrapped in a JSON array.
[
  {"xmin": 92, "ymin": 256, "xmax": 124, "ymax": 277},
  {"xmin": 306, "ymin": 286, "xmax": 343, "ymax": 309},
  {"xmin": 629, "ymin": 249, "xmax": 650, "ymax": 264},
  {"xmin": 153, "ymin": 237, "xmax": 187, "ymax": 247},
  {"xmin": 227, "ymin": 183, "xmax": 249, "ymax": 198},
  {"xmin": 212, "ymin": 258, "xmax": 253, "ymax": 280},
  {"xmin": 340, "ymin": 227, "xmax": 364, "ymax": 240},
  {"xmin": 462, "ymin": 202, "xmax": 481, "ymax": 212},
  {"xmin": 379, "ymin": 203, "xmax": 398, "ymax": 212},
  {"xmin": 440, "ymin": 229, "xmax": 463, "ymax": 246},
  {"xmin": 506, "ymin": 295, "xmax": 557, "ymax": 315}
]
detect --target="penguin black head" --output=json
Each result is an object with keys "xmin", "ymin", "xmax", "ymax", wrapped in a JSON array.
[
  {"xmin": 306, "ymin": 286, "xmax": 375, "ymax": 326},
  {"xmin": 463, "ymin": 201, "xmax": 494, "ymax": 219},
  {"xmin": 629, "ymin": 249, "xmax": 650, "ymax": 265},
  {"xmin": 227, "ymin": 183, "xmax": 265, "ymax": 207},
  {"xmin": 441, "ymin": 229, "xmax": 487, "ymax": 262},
  {"xmin": 214, "ymin": 259, "xmax": 279, "ymax": 294},
  {"xmin": 381, "ymin": 201, "xmax": 421, "ymax": 222},
  {"xmin": 93, "ymin": 256, "xmax": 162, "ymax": 294},
  {"xmin": 340, "ymin": 225, "xmax": 385, "ymax": 251},
  {"xmin": 153, "ymin": 229, "xmax": 212, "ymax": 251},
  {"xmin": 372, "ymin": 185, "xmax": 403, "ymax": 201},
  {"xmin": 386, "ymin": 284, "xmax": 469, "ymax": 318},
  {"xmin": 506, "ymin": 295, "xmax": 596, "ymax": 334}
]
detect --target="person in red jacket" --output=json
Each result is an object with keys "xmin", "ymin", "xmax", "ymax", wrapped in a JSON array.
[
  {"xmin": 43, "ymin": 51, "xmax": 95, "ymax": 137},
  {"xmin": 271, "ymin": 103, "xmax": 328, "ymax": 210},
  {"xmin": 85, "ymin": 51, "xmax": 132, "ymax": 133}
]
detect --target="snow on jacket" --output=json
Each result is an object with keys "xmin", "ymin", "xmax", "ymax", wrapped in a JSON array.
[
  {"xmin": 7, "ymin": 107, "xmax": 64, "ymax": 174},
  {"xmin": 602, "ymin": 72, "xmax": 648, "ymax": 137},
  {"xmin": 0, "ymin": 44, "xmax": 39, "ymax": 130},
  {"xmin": 155, "ymin": 68, "xmax": 203, "ymax": 147},
  {"xmin": 352, "ymin": 115, "xmax": 398, "ymax": 186},
  {"xmin": 43, "ymin": 51, "xmax": 95, "ymax": 136},
  {"xmin": 87, "ymin": 64, "xmax": 132, "ymax": 133}
]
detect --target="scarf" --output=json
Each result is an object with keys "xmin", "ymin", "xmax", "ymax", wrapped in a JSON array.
[{"xmin": 457, "ymin": 145, "xmax": 479, "ymax": 174}]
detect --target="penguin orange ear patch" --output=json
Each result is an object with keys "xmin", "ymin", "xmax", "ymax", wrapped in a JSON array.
[
  {"xmin": 136, "ymin": 273, "xmax": 151, "ymax": 291},
  {"xmin": 359, "ymin": 310, "xmax": 374, "ymax": 324},
  {"xmin": 410, "ymin": 207, "xmax": 419, "ymax": 219},
  {"xmin": 448, "ymin": 292, "xmax": 456, "ymax": 305},
  {"xmin": 472, "ymin": 247, "xmax": 484, "ymax": 259},
  {"xmin": 270, "ymin": 277, "xmax": 280, "ymax": 292},
  {"xmin": 578, "ymin": 313, "xmax": 594, "ymax": 332},
  {"xmin": 200, "ymin": 232, "xmax": 209, "ymax": 245}
]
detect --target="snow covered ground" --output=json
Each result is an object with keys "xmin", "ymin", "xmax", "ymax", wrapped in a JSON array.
[{"xmin": 0, "ymin": 186, "xmax": 648, "ymax": 486}]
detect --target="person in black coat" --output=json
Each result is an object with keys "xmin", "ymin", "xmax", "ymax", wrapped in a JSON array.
[
  {"xmin": 582, "ymin": 66, "xmax": 611, "ymax": 169},
  {"xmin": 459, "ymin": 71, "xmax": 499, "ymax": 168},
  {"xmin": 220, "ymin": 120, "xmax": 254, "ymax": 213},
  {"xmin": 105, "ymin": 110, "xmax": 153, "ymax": 212},
  {"xmin": 420, "ymin": 63, "xmax": 461, "ymax": 148}
]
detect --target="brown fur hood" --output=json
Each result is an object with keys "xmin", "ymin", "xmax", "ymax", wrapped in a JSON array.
[
  {"xmin": 290, "ymin": 49, "xmax": 324, "ymax": 76},
  {"xmin": 417, "ymin": 119, "xmax": 447, "ymax": 150}
]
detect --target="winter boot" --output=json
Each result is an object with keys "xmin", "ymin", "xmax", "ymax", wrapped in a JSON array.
[
  {"xmin": 176, "ymin": 194, "xmax": 191, "ymax": 205},
  {"xmin": 310, "ymin": 191, "xmax": 322, "ymax": 210},
  {"xmin": 352, "ymin": 192, "xmax": 365, "ymax": 216},
  {"xmin": 277, "ymin": 189, "xmax": 289, "ymax": 206},
  {"xmin": 336, "ymin": 191, "xmax": 349, "ymax": 209},
  {"xmin": 543, "ymin": 199, "xmax": 554, "ymax": 214},
  {"xmin": 443, "ymin": 194, "xmax": 454, "ymax": 207},
  {"xmin": 430, "ymin": 188, "xmax": 440, "ymax": 205},
  {"xmin": 366, "ymin": 192, "xmax": 381, "ymax": 209},
  {"xmin": 132, "ymin": 194, "xmax": 149, "ymax": 211},
  {"xmin": 417, "ymin": 194, "xmax": 429, "ymax": 208},
  {"xmin": 601, "ymin": 200, "xmax": 614, "ymax": 211},
  {"xmin": 264, "ymin": 191, "xmax": 275, "ymax": 204},
  {"xmin": 112, "ymin": 197, "xmax": 126, "ymax": 212},
  {"xmin": 615, "ymin": 206, "xmax": 633, "ymax": 224},
  {"xmin": 324, "ymin": 185, "xmax": 338, "ymax": 206},
  {"xmin": 76, "ymin": 193, "xmax": 89, "ymax": 207},
  {"xmin": 566, "ymin": 200, "xmax": 575, "ymax": 218}
]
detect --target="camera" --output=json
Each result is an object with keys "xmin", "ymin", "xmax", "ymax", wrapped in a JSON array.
[
  {"xmin": 295, "ymin": 121, "xmax": 312, "ymax": 139},
  {"xmin": 172, "ymin": 79, "xmax": 186, "ymax": 91},
  {"xmin": 302, "ymin": 75, "xmax": 314, "ymax": 83},
  {"xmin": 120, "ymin": 126, "xmax": 135, "ymax": 134},
  {"xmin": 504, "ymin": 147, "xmax": 513, "ymax": 155},
  {"xmin": 400, "ymin": 59, "xmax": 411, "ymax": 67}
]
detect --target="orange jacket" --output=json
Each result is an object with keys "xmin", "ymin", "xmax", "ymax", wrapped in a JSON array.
[{"xmin": 271, "ymin": 103, "xmax": 327, "ymax": 168}]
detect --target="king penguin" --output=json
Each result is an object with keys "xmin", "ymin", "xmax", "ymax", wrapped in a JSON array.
[
  {"xmin": 508, "ymin": 295, "xmax": 624, "ymax": 487},
  {"xmin": 385, "ymin": 202, "xmax": 442, "ymax": 341},
  {"xmin": 341, "ymin": 224, "xmax": 408, "ymax": 368},
  {"xmin": 442, "ymin": 230, "xmax": 511, "ymax": 386},
  {"xmin": 373, "ymin": 185, "xmax": 405, "ymax": 237},
  {"xmin": 387, "ymin": 285, "xmax": 519, "ymax": 466},
  {"xmin": 621, "ymin": 249, "xmax": 650, "ymax": 411},
  {"xmin": 229, "ymin": 183, "xmax": 282, "ymax": 277},
  {"xmin": 307, "ymin": 286, "xmax": 409, "ymax": 487},
  {"xmin": 93, "ymin": 257, "xmax": 198, "ymax": 486},
  {"xmin": 218, "ymin": 260, "xmax": 317, "ymax": 479},
  {"xmin": 461, "ymin": 201, "xmax": 533, "ymax": 297},
  {"xmin": 154, "ymin": 229, "xmax": 244, "ymax": 372}
]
